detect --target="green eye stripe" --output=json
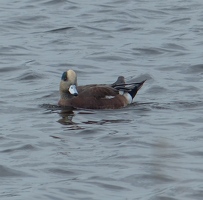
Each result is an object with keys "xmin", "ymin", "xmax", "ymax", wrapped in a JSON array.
[{"xmin": 61, "ymin": 72, "xmax": 67, "ymax": 81}]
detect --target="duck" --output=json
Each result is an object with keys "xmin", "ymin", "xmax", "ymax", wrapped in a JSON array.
[{"xmin": 58, "ymin": 69, "xmax": 146, "ymax": 109}]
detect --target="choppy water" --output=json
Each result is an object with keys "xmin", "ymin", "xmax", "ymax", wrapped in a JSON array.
[{"xmin": 1, "ymin": 0, "xmax": 203, "ymax": 199}]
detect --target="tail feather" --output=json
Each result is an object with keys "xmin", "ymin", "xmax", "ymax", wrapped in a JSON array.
[
  {"xmin": 128, "ymin": 80, "xmax": 146, "ymax": 99},
  {"xmin": 111, "ymin": 76, "xmax": 125, "ymax": 86}
]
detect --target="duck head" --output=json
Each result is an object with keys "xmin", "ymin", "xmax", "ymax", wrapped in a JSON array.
[{"xmin": 60, "ymin": 69, "xmax": 78, "ymax": 97}]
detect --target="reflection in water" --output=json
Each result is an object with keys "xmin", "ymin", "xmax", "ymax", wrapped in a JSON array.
[
  {"xmin": 57, "ymin": 109, "xmax": 75, "ymax": 125},
  {"xmin": 42, "ymin": 100, "xmax": 203, "ymax": 128},
  {"xmin": 83, "ymin": 119, "xmax": 130, "ymax": 125},
  {"xmin": 41, "ymin": 104, "xmax": 77, "ymax": 126},
  {"xmin": 57, "ymin": 109, "xmax": 130, "ymax": 127}
]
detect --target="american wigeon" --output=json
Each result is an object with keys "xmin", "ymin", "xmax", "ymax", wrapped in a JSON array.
[{"xmin": 58, "ymin": 69, "xmax": 146, "ymax": 109}]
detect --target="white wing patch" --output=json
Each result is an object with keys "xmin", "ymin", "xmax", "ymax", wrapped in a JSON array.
[
  {"xmin": 105, "ymin": 95, "xmax": 115, "ymax": 99},
  {"xmin": 119, "ymin": 90, "xmax": 124, "ymax": 95}
]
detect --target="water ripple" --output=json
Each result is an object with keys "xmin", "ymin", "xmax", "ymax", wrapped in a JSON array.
[
  {"xmin": 11, "ymin": 71, "xmax": 44, "ymax": 81},
  {"xmin": 0, "ymin": 165, "xmax": 29, "ymax": 177},
  {"xmin": 0, "ymin": 144, "xmax": 37, "ymax": 153}
]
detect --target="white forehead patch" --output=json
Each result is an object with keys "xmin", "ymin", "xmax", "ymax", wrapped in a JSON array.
[{"xmin": 67, "ymin": 70, "xmax": 77, "ymax": 83}]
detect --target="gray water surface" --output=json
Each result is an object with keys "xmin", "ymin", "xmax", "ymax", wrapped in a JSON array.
[{"xmin": 1, "ymin": 0, "xmax": 203, "ymax": 200}]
